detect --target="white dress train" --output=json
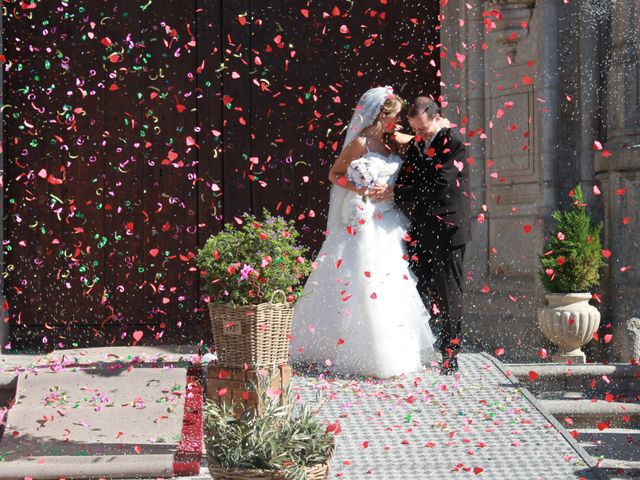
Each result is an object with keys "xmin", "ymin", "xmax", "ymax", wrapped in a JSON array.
[{"xmin": 290, "ymin": 151, "xmax": 436, "ymax": 378}]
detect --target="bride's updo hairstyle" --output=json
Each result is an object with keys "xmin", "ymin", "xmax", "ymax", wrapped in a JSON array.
[
  {"xmin": 341, "ymin": 86, "xmax": 403, "ymax": 152},
  {"xmin": 378, "ymin": 93, "xmax": 405, "ymax": 118},
  {"xmin": 377, "ymin": 93, "xmax": 405, "ymax": 152}
]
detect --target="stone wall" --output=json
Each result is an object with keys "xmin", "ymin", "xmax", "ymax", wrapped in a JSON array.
[{"xmin": 441, "ymin": 0, "xmax": 638, "ymax": 362}]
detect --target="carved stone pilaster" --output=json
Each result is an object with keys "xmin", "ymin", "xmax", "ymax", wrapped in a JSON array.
[
  {"xmin": 601, "ymin": 0, "xmax": 640, "ymax": 146},
  {"xmin": 483, "ymin": 0, "xmax": 551, "ymax": 285},
  {"xmin": 485, "ymin": 0, "xmax": 536, "ymax": 66},
  {"xmin": 595, "ymin": 0, "xmax": 640, "ymax": 361}
]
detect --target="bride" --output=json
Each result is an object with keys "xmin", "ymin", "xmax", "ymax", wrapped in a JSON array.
[{"xmin": 290, "ymin": 86, "xmax": 436, "ymax": 378}]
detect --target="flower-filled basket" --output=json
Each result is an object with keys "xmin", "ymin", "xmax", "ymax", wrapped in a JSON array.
[{"xmin": 197, "ymin": 210, "xmax": 312, "ymax": 368}]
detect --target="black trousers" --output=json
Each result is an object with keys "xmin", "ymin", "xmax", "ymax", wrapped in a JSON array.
[{"xmin": 410, "ymin": 243, "xmax": 465, "ymax": 357}]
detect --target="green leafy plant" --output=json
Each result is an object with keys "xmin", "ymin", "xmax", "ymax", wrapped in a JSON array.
[
  {"xmin": 204, "ymin": 373, "xmax": 335, "ymax": 480},
  {"xmin": 539, "ymin": 184, "xmax": 606, "ymax": 293},
  {"xmin": 196, "ymin": 210, "xmax": 313, "ymax": 305}
]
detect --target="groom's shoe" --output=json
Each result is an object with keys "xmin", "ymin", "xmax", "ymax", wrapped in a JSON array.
[{"xmin": 440, "ymin": 356, "xmax": 459, "ymax": 375}]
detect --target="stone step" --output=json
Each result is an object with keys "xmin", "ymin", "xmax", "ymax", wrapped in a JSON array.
[
  {"xmin": 509, "ymin": 363, "xmax": 640, "ymax": 397},
  {"xmin": 575, "ymin": 428, "xmax": 640, "ymax": 466},
  {"xmin": 595, "ymin": 465, "xmax": 640, "ymax": 480},
  {"xmin": 509, "ymin": 363, "xmax": 640, "ymax": 380},
  {"xmin": 533, "ymin": 390, "xmax": 638, "ymax": 402},
  {"xmin": 575, "ymin": 427, "xmax": 640, "ymax": 479},
  {"xmin": 0, "ymin": 374, "xmax": 16, "ymax": 444},
  {"xmin": 541, "ymin": 399, "xmax": 640, "ymax": 428},
  {"xmin": 0, "ymin": 373, "xmax": 17, "ymax": 408}
]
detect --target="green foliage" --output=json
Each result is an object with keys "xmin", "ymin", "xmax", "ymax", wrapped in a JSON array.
[
  {"xmin": 196, "ymin": 210, "xmax": 313, "ymax": 305},
  {"xmin": 538, "ymin": 184, "xmax": 606, "ymax": 293},
  {"xmin": 204, "ymin": 372, "xmax": 334, "ymax": 480}
]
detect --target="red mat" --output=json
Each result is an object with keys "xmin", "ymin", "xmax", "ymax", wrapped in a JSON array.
[{"xmin": 173, "ymin": 364, "xmax": 204, "ymax": 476}]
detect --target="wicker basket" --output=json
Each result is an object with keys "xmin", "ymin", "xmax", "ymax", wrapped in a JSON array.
[
  {"xmin": 209, "ymin": 291, "xmax": 293, "ymax": 368},
  {"xmin": 207, "ymin": 441, "xmax": 335, "ymax": 480}
]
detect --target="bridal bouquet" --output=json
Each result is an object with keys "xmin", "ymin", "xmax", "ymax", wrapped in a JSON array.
[{"xmin": 346, "ymin": 157, "xmax": 380, "ymax": 200}]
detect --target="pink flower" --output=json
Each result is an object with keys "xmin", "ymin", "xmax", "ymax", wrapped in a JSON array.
[{"xmin": 239, "ymin": 264, "xmax": 254, "ymax": 281}]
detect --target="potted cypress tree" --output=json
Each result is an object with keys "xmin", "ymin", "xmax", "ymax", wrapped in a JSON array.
[{"xmin": 538, "ymin": 184, "xmax": 607, "ymax": 363}]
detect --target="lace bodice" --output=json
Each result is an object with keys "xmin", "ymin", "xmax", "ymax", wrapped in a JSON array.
[
  {"xmin": 341, "ymin": 151, "xmax": 405, "ymax": 225},
  {"xmin": 362, "ymin": 151, "xmax": 404, "ymax": 186}
]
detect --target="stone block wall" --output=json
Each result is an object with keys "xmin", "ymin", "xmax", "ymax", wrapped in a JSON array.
[{"xmin": 441, "ymin": 0, "xmax": 638, "ymax": 362}]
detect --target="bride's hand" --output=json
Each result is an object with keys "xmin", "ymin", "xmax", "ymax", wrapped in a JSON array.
[
  {"xmin": 368, "ymin": 184, "xmax": 393, "ymax": 201},
  {"xmin": 355, "ymin": 186, "xmax": 370, "ymax": 198}
]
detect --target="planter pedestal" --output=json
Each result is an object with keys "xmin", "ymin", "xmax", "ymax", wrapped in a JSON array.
[
  {"xmin": 551, "ymin": 348, "xmax": 587, "ymax": 364},
  {"xmin": 538, "ymin": 293, "xmax": 601, "ymax": 364},
  {"xmin": 206, "ymin": 363, "xmax": 292, "ymax": 418}
]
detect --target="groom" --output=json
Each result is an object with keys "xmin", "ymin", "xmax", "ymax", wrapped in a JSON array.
[{"xmin": 393, "ymin": 97, "xmax": 471, "ymax": 374}]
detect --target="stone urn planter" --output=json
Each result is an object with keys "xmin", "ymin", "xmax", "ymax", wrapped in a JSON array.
[
  {"xmin": 538, "ymin": 292, "xmax": 601, "ymax": 363},
  {"xmin": 537, "ymin": 185, "xmax": 606, "ymax": 364}
]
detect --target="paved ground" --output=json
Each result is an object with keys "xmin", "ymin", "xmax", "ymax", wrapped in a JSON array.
[
  {"xmin": 291, "ymin": 353, "xmax": 599, "ymax": 480},
  {"xmin": 1, "ymin": 349, "xmax": 638, "ymax": 479}
]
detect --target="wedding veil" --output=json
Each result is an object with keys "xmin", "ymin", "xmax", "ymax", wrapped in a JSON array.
[{"xmin": 325, "ymin": 86, "xmax": 395, "ymax": 235}]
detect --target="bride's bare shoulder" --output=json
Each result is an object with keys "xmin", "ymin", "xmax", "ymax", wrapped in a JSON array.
[{"xmin": 393, "ymin": 132, "xmax": 415, "ymax": 145}]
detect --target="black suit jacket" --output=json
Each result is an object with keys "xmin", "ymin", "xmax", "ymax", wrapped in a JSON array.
[{"xmin": 394, "ymin": 127, "xmax": 471, "ymax": 249}]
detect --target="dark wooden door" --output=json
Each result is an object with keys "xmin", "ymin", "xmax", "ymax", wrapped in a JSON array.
[
  {"xmin": 3, "ymin": 0, "xmax": 438, "ymax": 351},
  {"xmin": 247, "ymin": 1, "xmax": 441, "ymax": 250}
]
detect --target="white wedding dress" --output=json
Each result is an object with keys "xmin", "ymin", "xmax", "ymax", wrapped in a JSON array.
[{"xmin": 290, "ymin": 150, "xmax": 437, "ymax": 378}]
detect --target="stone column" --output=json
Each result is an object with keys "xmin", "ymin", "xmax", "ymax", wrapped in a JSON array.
[
  {"xmin": 440, "ymin": 0, "xmax": 493, "ymax": 353},
  {"xmin": 576, "ymin": 2, "xmax": 603, "ymax": 202},
  {"xmin": 441, "ymin": 0, "xmax": 574, "ymax": 360},
  {"xmin": 440, "ymin": 0, "xmax": 466, "ymax": 124},
  {"xmin": 464, "ymin": 2, "xmax": 488, "ymax": 289},
  {"xmin": 471, "ymin": 0, "xmax": 557, "ymax": 360},
  {"xmin": 595, "ymin": 0, "xmax": 640, "ymax": 362},
  {"xmin": 532, "ymin": 0, "xmax": 560, "ymax": 222}
]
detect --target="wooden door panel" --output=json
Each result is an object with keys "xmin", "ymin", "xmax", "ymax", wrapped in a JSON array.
[
  {"xmin": 196, "ymin": 0, "xmax": 224, "ymax": 345},
  {"xmin": 55, "ymin": 0, "xmax": 107, "ymax": 347},
  {"xmin": 100, "ymin": 2, "xmax": 149, "ymax": 346},
  {"xmin": 136, "ymin": 0, "xmax": 202, "ymax": 346},
  {"xmin": 3, "ymin": 4, "xmax": 108, "ymax": 349}
]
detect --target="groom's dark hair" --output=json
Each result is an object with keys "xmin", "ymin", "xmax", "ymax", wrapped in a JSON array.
[{"xmin": 408, "ymin": 96, "xmax": 440, "ymax": 119}]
